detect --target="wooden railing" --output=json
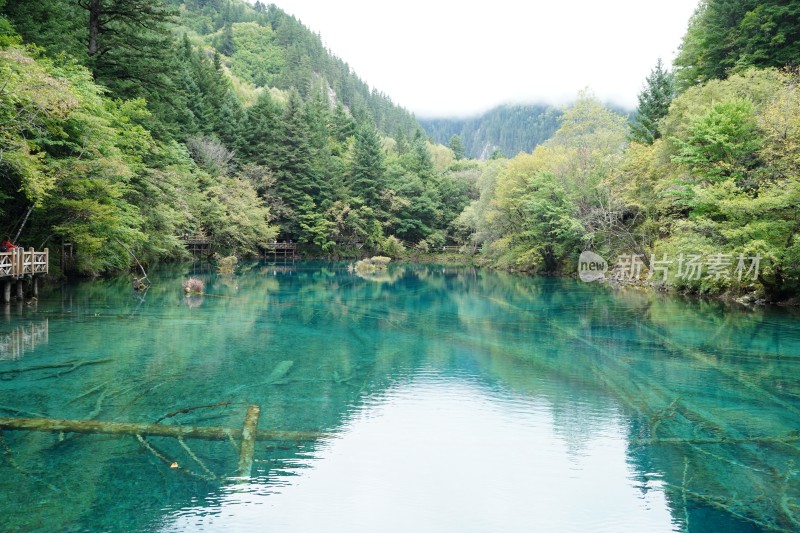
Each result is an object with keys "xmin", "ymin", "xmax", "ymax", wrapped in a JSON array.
[
  {"xmin": 263, "ymin": 242, "xmax": 297, "ymax": 260},
  {"xmin": 183, "ymin": 235, "xmax": 212, "ymax": 257},
  {"xmin": 184, "ymin": 235, "xmax": 210, "ymax": 245},
  {"xmin": 264, "ymin": 242, "xmax": 297, "ymax": 251},
  {"xmin": 0, "ymin": 248, "xmax": 49, "ymax": 279}
]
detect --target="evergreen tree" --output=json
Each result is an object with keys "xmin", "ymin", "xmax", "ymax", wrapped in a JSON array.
[
  {"xmin": 272, "ymin": 90, "xmax": 318, "ymax": 235},
  {"xmin": 2, "ymin": 0, "xmax": 84, "ymax": 58},
  {"xmin": 410, "ymin": 130, "xmax": 434, "ymax": 180},
  {"xmin": 79, "ymin": 0, "xmax": 178, "ymax": 93},
  {"xmin": 218, "ymin": 23, "xmax": 235, "ymax": 55},
  {"xmin": 737, "ymin": 2, "xmax": 800, "ymax": 70},
  {"xmin": 331, "ymin": 103, "xmax": 356, "ymax": 144},
  {"xmin": 305, "ymin": 89, "xmax": 332, "ymax": 152},
  {"xmin": 238, "ymin": 90, "xmax": 281, "ymax": 166},
  {"xmin": 448, "ymin": 134, "xmax": 465, "ymax": 160},
  {"xmin": 675, "ymin": 0, "xmax": 800, "ymax": 89},
  {"xmin": 216, "ymin": 90, "xmax": 246, "ymax": 148},
  {"xmin": 183, "ymin": 48, "xmax": 232, "ymax": 137},
  {"xmin": 349, "ymin": 123, "xmax": 385, "ymax": 207},
  {"xmin": 394, "ymin": 128, "xmax": 410, "ymax": 155},
  {"xmin": 629, "ymin": 58, "xmax": 675, "ymax": 145}
]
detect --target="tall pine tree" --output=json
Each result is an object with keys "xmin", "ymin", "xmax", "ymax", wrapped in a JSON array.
[
  {"xmin": 272, "ymin": 90, "xmax": 319, "ymax": 235},
  {"xmin": 410, "ymin": 130, "xmax": 434, "ymax": 181},
  {"xmin": 629, "ymin": 58, "xmax": 675, "ymax": 145},
  {"xmin": 349, "ymin": 123, "xmax": 385, "ymax": 207},
  {"xmin": 448, "ymin": 134, "xmax": 465, "ymax": 160},
  {"xmin": 80, "ymin": 0, "xmax": 178, "ymax": 100},
  {"xmin": 238, "ymin": 90, "xmax": 281, "ymax": 166}
]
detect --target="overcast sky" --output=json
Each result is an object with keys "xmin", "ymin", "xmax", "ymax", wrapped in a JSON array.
[{"xmin": 268, "ymin": 0, "xmax": 700, "ymax": 118}]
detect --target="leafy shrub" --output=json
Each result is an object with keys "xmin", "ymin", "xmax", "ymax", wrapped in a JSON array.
[{"xmin": 380, "ymin": 236, "xmax": 405, "ymax": 258}]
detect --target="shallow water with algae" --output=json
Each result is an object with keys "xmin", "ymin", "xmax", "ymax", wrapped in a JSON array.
[{"xmin": 1, "ymin": 262, "xmax": 799, "ymax": 532}]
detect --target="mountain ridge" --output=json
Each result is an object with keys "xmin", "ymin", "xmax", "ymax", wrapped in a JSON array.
[{"xmin": 419, "ymin": 104, "xmax": 561, "ymax": 159}]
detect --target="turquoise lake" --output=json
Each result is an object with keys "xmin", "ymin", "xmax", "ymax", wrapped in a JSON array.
[{"xmin": 1, "ymin": 261, "xmax": 799, "ymax": 532}]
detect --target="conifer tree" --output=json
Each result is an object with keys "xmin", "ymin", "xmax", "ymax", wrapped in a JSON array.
[
  {"xmin": 238, "ymin": 90, "xmax": 281, "ymax": 166},
  {"xmin": 629, "ymin": 59, "xmax": 675, "ymax": 145},
  {"xmin": 674, "ymin": 0, "xmax": 800, "ymax": 89},
  {"xmin": 448, "ymin": 134, "xmax": 465, "ymax": 160},
  {"xmin": 218, "ymin": 23, "xmax": 235, "ymax": 56},
  {"xmin": 410, "ymin": 130, "xmax": 434, "ymax": 180},
  {"xmin": 349, "ymin": 123, "xmax": 385, "ymax": 207},
  {"xmin": 78, "ymin": 0, "xmax": 178, "ymax": 105},
  {"xmin": 272, "ymin": 90, "xmax": 319, "ymax": 234},
  {"xmin": 216, "ymin": 91, "xmax": 246, "ymax": 148},
  {"xmin": 331, "ymin": 103, "xmax": 356, "ymax": 143}
]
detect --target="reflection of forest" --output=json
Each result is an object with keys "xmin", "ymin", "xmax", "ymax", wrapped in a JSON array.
[
  {"xmin": 455, "ymin": 280, "xmax": 800, "ymax": 532},
  {"xmin": 0, "ymin": 263, "xmax": 798, "ymax": 531}
]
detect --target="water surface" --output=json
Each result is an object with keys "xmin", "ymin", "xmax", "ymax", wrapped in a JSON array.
[{"xmin": 0, "ymin": 262, "xmax": 798, "ymax": 532}]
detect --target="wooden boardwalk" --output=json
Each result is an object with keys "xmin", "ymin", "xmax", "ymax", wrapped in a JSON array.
[
  {"xmin": 184, "ymin": 235, "xmax": 212, "ymax": 257},
  {"xmin": 264, "ymin": 242, "xmax": 297, "ymax": 261},
  {"xmin": 0, "ymin": 248, "xmax": 48, "ymax": 279},
  {"xmin": 0, "ymin": 248, "xmax": 48, "ymax": 302}
]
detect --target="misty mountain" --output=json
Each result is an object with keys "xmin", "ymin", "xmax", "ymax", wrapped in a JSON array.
[{"xmin": 419, "ymin": 104, "xmax": 563, "ymax": 159}]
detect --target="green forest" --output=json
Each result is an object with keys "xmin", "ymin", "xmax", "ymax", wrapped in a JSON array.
[
  {"xmin": 419, "ymin": 104, "xmax": 563, "ymax": 160},
  {"xmin": 2, "ymin": 0, "xmax": 800, "ymax": 300},
  {"xmin": 0, "ymin": 0, "xmax": 469, "ymax": 274}
]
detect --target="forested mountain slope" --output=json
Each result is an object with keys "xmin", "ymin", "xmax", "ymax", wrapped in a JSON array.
[
  {"xmin": 420, "ymin": 104, "xmax": 562, "ymax": 160},
  {"xmin": 4, "ymin": 0, "xmax": 798, "ymax": 301},
  {"xmin": 0, "ymin": 0, "xmax": 476, "ymax": 274}
]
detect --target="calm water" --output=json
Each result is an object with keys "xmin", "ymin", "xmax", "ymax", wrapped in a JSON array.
[{"xmin": 1, "ymin": 262, "xmax": 799, "ymax": 532}]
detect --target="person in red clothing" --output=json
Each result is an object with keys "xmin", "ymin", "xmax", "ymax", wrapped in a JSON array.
[{"xmin": 0, "ymin": 237, "xmax": 16, "ymax": 252}]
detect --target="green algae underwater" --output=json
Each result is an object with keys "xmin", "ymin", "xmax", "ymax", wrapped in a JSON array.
[{"xmin": 0, "ymin": 261, "xmax": 799, "ymax": 532}]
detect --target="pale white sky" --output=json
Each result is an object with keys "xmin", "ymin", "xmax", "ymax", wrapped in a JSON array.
[{"xmin": 267, "ymin": 0, "xmax": 700, "ymax": 117}]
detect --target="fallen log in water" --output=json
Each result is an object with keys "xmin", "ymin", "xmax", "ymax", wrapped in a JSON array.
[
  {"xmin": 632, "ymin": 435, "xmax": 800, "ymax": 446},
  {"xmin": 0, "ymin": 416, "xmax": 322, "ymax": 442},
  {"xmin": 236, "ymin": 404, "xmax": 261, "ymax": 478},
  {"xmin": 0, "ymin": 359, "xmax": 112, "ymax": 378}
]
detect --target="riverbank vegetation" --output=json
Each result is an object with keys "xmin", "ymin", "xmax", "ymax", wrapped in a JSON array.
[
  {"xmin": 1, "ymin": 0, "xmax": 799, "ymax": 300},
  {"xmin": 0, "ymin": 0, "xmax": 474, "ymax": 275},
  {"xmin": 454, "ymin": 1, "xmax": 800, "ymax": 301}
]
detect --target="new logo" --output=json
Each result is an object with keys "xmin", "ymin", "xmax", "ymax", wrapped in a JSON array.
[{"xmin": 578, "ymin": 251, "xmax": 607, "ymax": 282}]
